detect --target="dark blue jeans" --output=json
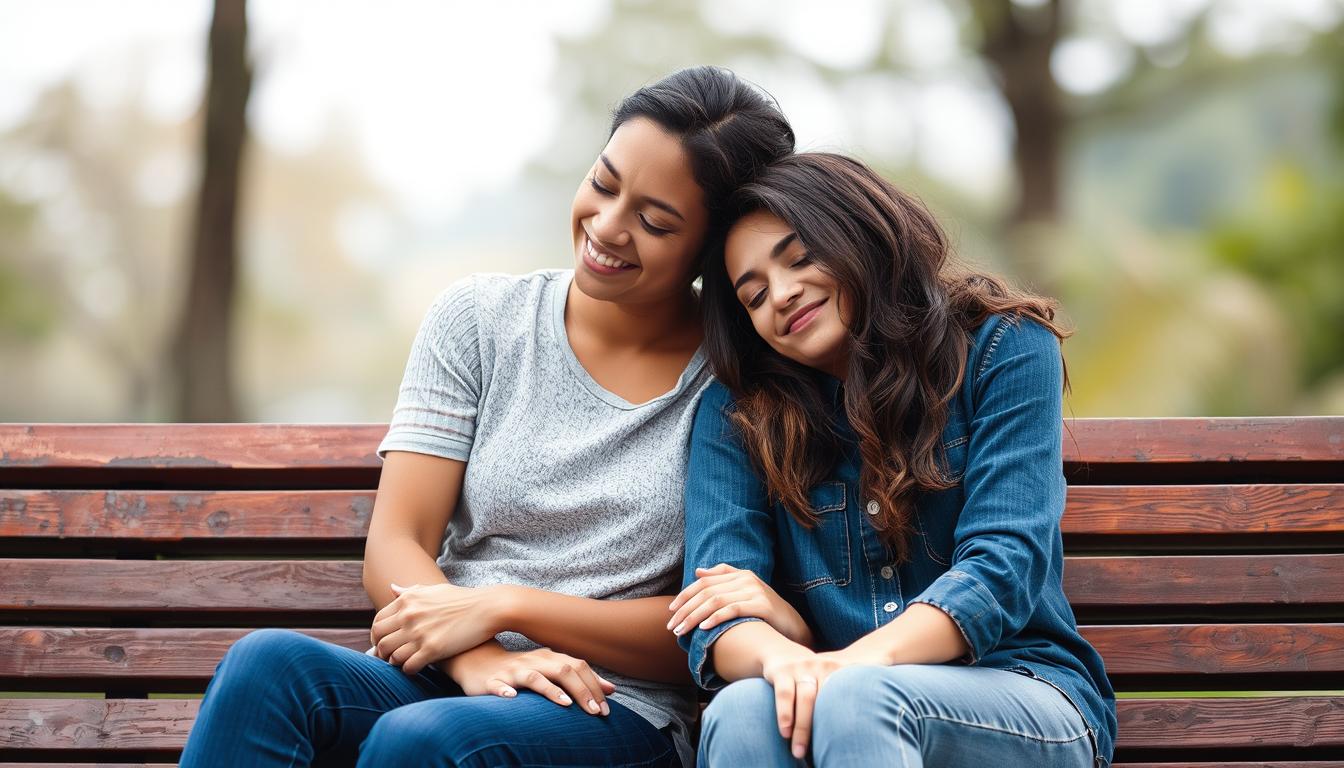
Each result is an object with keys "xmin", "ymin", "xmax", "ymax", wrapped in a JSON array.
[{"xmin": 180, "ymin": 628, "xmax": 681, "ymax": 767}]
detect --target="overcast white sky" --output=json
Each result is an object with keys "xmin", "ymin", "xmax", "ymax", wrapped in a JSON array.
[{"xmin": 0, "ymin": 0, "xmax": 1338, "ymax": 222}]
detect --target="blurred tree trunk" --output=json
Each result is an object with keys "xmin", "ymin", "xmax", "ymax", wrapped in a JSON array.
[
  {"xmin": 171, "ymin": 0, "xmax": 250, "ymax": 421},
  {"xmin": 975, "ymin": 0, "xmax": 1063, "ymax": 226}
]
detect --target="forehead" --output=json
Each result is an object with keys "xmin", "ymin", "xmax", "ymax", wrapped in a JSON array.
[
  {"xmin": 603, "ymin": 118, "xmax": 702, "ymax": 206},
  {"xmin": 724, "ymin": 210, "xmax": 793, "ymax": 280}
]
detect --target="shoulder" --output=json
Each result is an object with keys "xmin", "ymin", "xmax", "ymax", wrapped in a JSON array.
[
  {"xmin": 691, "ymin": 379, "xmax": 742, "ymax": 440},
  {"xmin": 969, "ymin": 313, "xmax": 1062, "ymax": 378},
  {"xmin": 423, "ymin": 269, "xmax": 567, "ymax": 334}
]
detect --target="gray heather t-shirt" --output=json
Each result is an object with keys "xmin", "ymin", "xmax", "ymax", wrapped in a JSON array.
[{"xmin": 377, "ymin": 269, "xmax": 708, "ymax": 762}]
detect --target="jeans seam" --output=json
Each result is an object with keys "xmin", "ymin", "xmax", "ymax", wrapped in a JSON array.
[
  {"xmin": 920, "ymin": 711, "xmax": 1091, "ymax": 744},
  {"xmin": 895, "ymin": 703, "xmax": 910, "ymax": 767}
]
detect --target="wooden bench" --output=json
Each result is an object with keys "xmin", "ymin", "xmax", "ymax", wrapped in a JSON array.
[{"xmin": 1, "ymin": 419, "xmax": 1341, "ymax": 766}]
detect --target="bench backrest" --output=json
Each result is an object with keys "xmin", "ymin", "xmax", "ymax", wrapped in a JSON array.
[{"xmin": 1, "ymin": 419, "xmax": 1342, "ymax": 765}]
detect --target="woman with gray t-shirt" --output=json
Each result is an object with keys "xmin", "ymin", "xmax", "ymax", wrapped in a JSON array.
[{"xmin": 179, "ymin": 66, "xmax": 794, "ymax": 768}]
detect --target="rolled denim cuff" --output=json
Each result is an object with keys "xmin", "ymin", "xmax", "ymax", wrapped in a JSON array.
[
  {"xmin": 684, "ymin": 616, "xmax": 764, "ymax": 690},
  {"xmin": 909, "ymin": 569, "xmax": 1001, "ymax": 665}
]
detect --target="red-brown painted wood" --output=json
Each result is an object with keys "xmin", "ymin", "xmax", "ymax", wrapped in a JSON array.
[
  {"xmin": 7, "ymin": 625, "xmax": 1342, "ymax": 682},
  {"xmin": 0, "ymin": 627, "xmax": 367, "ymax": 679},
  {"xmin": 1081, "ymin": 624, "xmax": 1344, "ymax": 675},
  {"xmin": 0, "ymin": 424, "xmax": 385, "ymax": 470},
  {"xmin": 4, "ymin": 697, "xmax": 1340, "ymax": 752},
  {"xmin": 1061, "ymin": 485, "xmax": 1344, "ymax": 535},
  {"xmin": 1064, "ymin": 554, "xmax": 1344, "ymax": 608},
  {"xmin": 0, "ymin": 559, "xmax": 370, "ymax": 612},
  {"xmin": 0, "ymin": 490, "xmax": 374, "ymax": 539},
  {"xmin": 3, "ymin": 419, "xmax": 1340, "ymax": 470},
  {"xmin": 1062, "ymin": 418, "xmax": 1344, "ymax": 464},
  {"xmin": 1115, "ymin": 696, "xmax": 1344, "ymax": 749}
]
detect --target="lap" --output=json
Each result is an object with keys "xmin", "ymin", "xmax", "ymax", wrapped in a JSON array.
[{"xmin": 362, "ymin": 691, "xmax": 680, "ymax": 767}]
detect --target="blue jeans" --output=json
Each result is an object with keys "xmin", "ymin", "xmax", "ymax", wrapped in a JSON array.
[
  {"xmin": 179, "ymin": 628, "xmax": 681, "ymax": 767},
  {"xmin": 700, "ymin": 664, "xmax": 1096, "ymax": 767}
]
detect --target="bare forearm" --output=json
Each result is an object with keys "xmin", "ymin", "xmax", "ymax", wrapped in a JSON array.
[
  {"xmin": 499, "ymin": 586, "xmax": 690, "ymax": 683},
  {"xmin": 849, "ymin": 602, "xmax": 970, "ymax": 665},
  {"xmin": 709, "ymin": 621, "xmax": 805, "ymax": 682},
  {"xmin": 362, "ymin": 534, "xmax": 448, "ymax": 610}
]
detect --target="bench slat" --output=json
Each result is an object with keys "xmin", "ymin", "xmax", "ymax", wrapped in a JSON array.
[
  {"xmin": 7, "ymin": 625, "xmax": 1344, "ymax": 682},
  {"xmin": 1081, "ymin": 624, "xmax": 1344, "ymax": 676},
  {"xmin": 1064, "ymin": 554, "xmax": 1344, "ymax": 608},
  {"xmin": 0, "ymin": 560, "xmax": 370, "ymax": 612},
  {"xmin": 4, "ymin": 555, "xmax": 1340, "ymax": 612},
  {"xmin": 0, "ymin": 628, "xmax": 366, "ymax": 680},
  {"xmin": 3, "ymin": 697, "xmax": 1340, "ymax": 752},
  {"xmin": 0, "ymin": 425, "xmax": 384, "ymax": 470},
  {"xmin": 1115, "ymin": 696, "xmax": 1344, "ymax": 749},
  {"xmin": 5, "ymin": 484, "xmax": 1341, "ymax": 541},
  {"xmin": 0, "ymin": 491, "xmax": 373, "ymax": 540},
  {"xmin": 4, "ymin": 419, "xmax": 1340, "ymax": 470},
  {"xmin": 1061, "ymin": 485, "xmax": 1344, "ymax": 535}
]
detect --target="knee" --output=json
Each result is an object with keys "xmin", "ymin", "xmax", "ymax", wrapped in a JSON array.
[
  {"xmin": 701, "ymin": 679, "xmax": 778, "ymax": 749},
  {"xmin": 212, "ymin": 629, "xmax": 329, "ymax": 691},
  {"xmin": 814, "ymin": 666, "xmax": 923, "ymax": 743},
  {"xmin": 362, "ymin": 705, "xmax": 445, "ymax": 766}
]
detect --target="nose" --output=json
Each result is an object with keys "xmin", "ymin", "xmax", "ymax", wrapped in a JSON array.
[
  {"xmin": 589, "ymin": 203, "xmax": 631, "ymax": 248},
  {"xmin": 768, "ymin": 274, "xmax": 803, "ymax": 311}
]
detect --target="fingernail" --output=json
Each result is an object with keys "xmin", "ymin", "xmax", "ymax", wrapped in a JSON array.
[
  {"xmin": 665, "ymin": 619, "xmax": 674, "ymax": 630},
  {"xmin": 668, "ymin": 601, "xmax": 676, "ymax": 610},
  {"xmin": 558, "ymin": 694, "xmax": 572, "ymax": 705},
  {"xmin": 673, "ymin": 623, "xmax": 684, "ymax": 635},
  {"xmin": 500, "ymin": 687, "xmax": 516, "ymax": 697},
  {"xmin": 588, "ymin": 699, "xmax": 599, "ymax": 713},
  {"xmin": 698, "ymin": 620, "xmax": 711, "ymax": 629},
  {"xmin": 793, "ymin": 745, "xmax": 806, "ymax": 759},
  {"xmin": 600, "ymin": 701, "xmax": 610, "ymax": 716}
]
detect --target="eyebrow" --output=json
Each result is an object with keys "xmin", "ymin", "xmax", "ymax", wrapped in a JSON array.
[
  {"xmin": 732, "ymin": 232, "xmax": 798, "ymax": 290},
  {"xmin": 598, "ymin": 153, "xmax": 686, "ymax": 222}
]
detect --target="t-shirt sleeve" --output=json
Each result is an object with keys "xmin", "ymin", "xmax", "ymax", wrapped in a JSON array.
[{"xmin": 377, "ymin": 277, "xmax": 482, "ymax": 462}]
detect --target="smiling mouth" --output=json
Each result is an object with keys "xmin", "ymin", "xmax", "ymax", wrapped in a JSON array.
[
  {"xmin": 584, "ymin": 235, "xmax": 636, "ymax": 270},
  {"xmin": 784, "ymin": 299, "xmax": 827, "ymax": 335}
]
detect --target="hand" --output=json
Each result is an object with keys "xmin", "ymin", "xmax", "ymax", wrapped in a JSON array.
[
  {"xmin": 445, "ymin": 642, "xmax": 617, "ymax": 717},
  {"xmin": 667, "ymin": 564, "xmax": 813, "ymax": 646},
  {"xmin": 371, "ymin": 582, "xmax": 506, "ymax": 675},
  {"xmin": 762, "ymin": 644, "xmax": 886, "ymax": 760}
]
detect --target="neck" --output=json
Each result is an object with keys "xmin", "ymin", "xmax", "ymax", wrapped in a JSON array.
[{"xmin": 566, "ymin": 283, "xmax": 701, "ymax": 350}]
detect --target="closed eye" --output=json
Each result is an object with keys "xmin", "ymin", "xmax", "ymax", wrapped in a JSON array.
[
  {"xmin": 639, "ymin": 215, "xmax": 671, "ymax": 236},
  {"xmin": 791, "ymin": 253, "xmax": 811, "ymax": 268},
  {"xmin": 747, "ymin": 287, "xmax": 767, "ymax": 309},
  {"xmin": 589, "ymin": 177, "xmax": 614, "ymax": 196}
]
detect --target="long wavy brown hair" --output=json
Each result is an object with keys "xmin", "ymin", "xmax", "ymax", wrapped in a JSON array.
[{"xmin": 702, "ymin": 153, "xmax": 1070, "ymax": 560}]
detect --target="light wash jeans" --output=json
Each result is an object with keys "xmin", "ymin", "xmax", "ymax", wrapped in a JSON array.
[{"xmin": 699, "ymin": 664, "xmax": 1096, "ymax": 768}]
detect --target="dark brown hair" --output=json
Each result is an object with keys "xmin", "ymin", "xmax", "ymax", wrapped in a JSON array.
[{"xmin": 703, "ymin": 153, "xmax": 1069, "ymax": 559}]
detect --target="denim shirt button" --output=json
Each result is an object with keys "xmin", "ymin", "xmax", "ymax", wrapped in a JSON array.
[
  {"xmin": 883, "ymin": 601, "xmax": 898, "ymax": 613},
  {"xmin": 866, "ymin": 500, "xmax": 880, "ymax": 515},
  {"xmin": 880, "ymin": 566, "xmax": 894, "ymax": 579}
]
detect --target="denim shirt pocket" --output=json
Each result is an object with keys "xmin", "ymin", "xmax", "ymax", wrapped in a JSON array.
[
  {"xmin": 914, "ymin": 434, "xmax": 969, "ymax": 566},
  {"xmin": 778, "ymin": 480, "xmax": 853, "ymax": 591}
]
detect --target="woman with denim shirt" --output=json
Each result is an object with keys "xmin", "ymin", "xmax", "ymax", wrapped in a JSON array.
[{"xmin": 670, "ymin": 153, "xmax": 1117, "ymax": 767}]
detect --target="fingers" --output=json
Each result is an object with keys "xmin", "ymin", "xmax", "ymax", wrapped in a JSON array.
[
  {"xmin": 773, "ymin": 674, "xmax": 796, "ymax": 739},
  {"xmin": 667, "ymin": 564, "xmax": 741, "ymax": 612},
  {"xmin": 509, "ymin": 667, "xmax": 575, "ymax": 710},
  {"xmin": 791, "ymin": 676, "xmax": 818, "ymax": 760},
  {"xmin": 553, "ymin": 660, "xmax": 609, "ymax": 716},
  {"xmin": 484, "ymin": 676, "xmax": 518, "ymax": 698},
  {"xmin": 668, "ymin": 583, "xmax": 750, "ymax": 634},
  {"xmin": 376, "ymin": 628, "xmax": 410, "ymax": 663}
]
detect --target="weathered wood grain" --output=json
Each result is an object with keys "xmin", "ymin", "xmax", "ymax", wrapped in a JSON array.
[
  {"xmin": 3, "ymin": 419, "xmax": 1339, "ymax": 470},
  {"xmin": 1064, "ymin": 554, "xmax": 1344, "ymax": 607},
  {"xmin": 0, "ymin": 491, "xmax": 374, "ymax": 540},
  {"xmin": 0, "ymin": 699, "xmax": 196, "ymax": 750},
  {"xmin": 1082, "ymin": 624, "xmax": 1344, "ymax": 675},
  {"xmin": 1115, "ymin": 697, "xmax": 1344, "ymax": 749},
  {"xmin": 0, "ymin": 627, "xmax": 367, "ymax": 679},
  {"xmin": 0, "ymin": 559, "xmax": 370, "ymax": 612},
  {"xmin": 4, "ymin": 697, "xmax": 1340, "ymax": 752},
  {"xmin": 1061, "ymin": 485, "xmax": 1344, "ymax": 535}
]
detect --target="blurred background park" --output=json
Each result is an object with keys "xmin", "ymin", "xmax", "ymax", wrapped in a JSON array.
[{"xmin": 1, "ymin": 0, "xmax": 1341, "ymax": 423}]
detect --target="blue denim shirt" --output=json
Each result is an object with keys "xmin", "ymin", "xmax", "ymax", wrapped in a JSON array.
[{"xmin": 680, "ymin": 315, "xmax": 1117, "ymax": 766}]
